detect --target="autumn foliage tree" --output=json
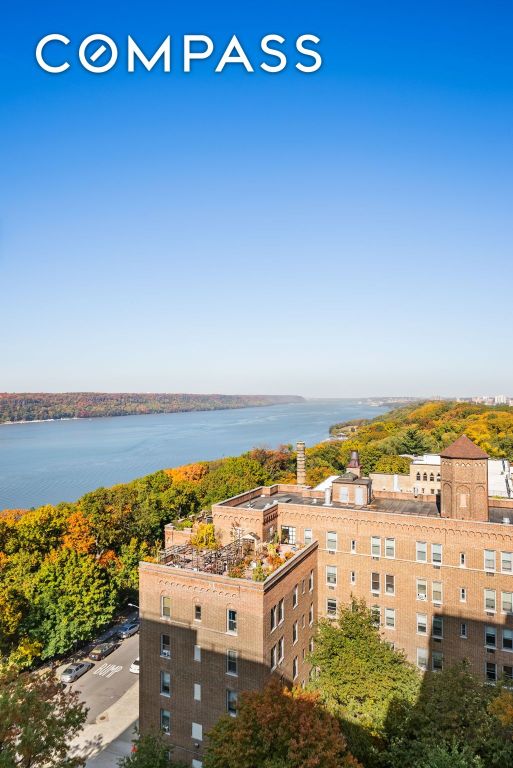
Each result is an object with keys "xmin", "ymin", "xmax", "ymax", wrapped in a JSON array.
[
  {"xmin": 203, "ymin": 679, "xmax": 360, "ymax": 768},
  {"xmin": 0, "ymin": 664, "xmax": 87, "ymax": 768}
]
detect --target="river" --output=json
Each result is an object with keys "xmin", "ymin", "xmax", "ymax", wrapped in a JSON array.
[{"xmin": 0, "ymin": 399, "xmax": 389, "ymax": 510}]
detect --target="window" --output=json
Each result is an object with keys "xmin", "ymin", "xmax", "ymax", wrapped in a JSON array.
[
  {"xmin": 432, "ymin": 581, "xmax": 443, "ymax": 604},
  {"xmin": 293, "ymin": 584, "xmax": 299, "ymax": 608},
  {"xmin": 160, "ymin": 634, "xmax": 170, "ymax": 658},
  {"xmin": 194, "ymin": 683, "xmax": 201, "ymax": 701},
  {"xmin": 327, "ymin": 598, "xmax": 337, "ymax": 616},
  {"xmin": 226, "ymin": 690, "xmax": 237, "ymax": 716},
  {"xmin": 485, "ymin": 626, "xmax": 497, "ymax": 648},
  {"xmin": 417, "ymin": 613, "xmax": 427, "ymax": 634},
  {"xmin": 160, "ymin": 709, "xmax": 170, "ymax": 733},
  {"xmin": 227, "ymin": 609, "xmax": 237, "ymax": 634},
  {"xmin": 504, "ymin": 665, "xmax": 513, "ymax": 681},
  {"xmin": 486, "ymin": 662, "xmax": 497, "ymax": 682},
  {"xmin": 309, "ymin": 603, "xmax": 314, "ymax": 626},
  {"xmin": 385, "ymin": 538, "xmax": 395, "ymax": 558},
  {"xmin": 194, "ymin": 644, "xmax": 201, "ymax": 662},
  {"xmin": 423, "ymin": 472, "xmax": 428, "ymax": 482},
  {"xmin": 351, "ymin": 539, "xmax": 357, "ymax": 553},
  {"xmin": 429, "ymin": 473, "xmax": 434, "ymax": 482},
  {"xmin": 385, "ymin": 607, "xmax": 395, "ymax": 629},
  {"xmin": 293, "ymin": 656, "xmax": 298, "ymax": 680},
  {"xmin": 502, "ymin": 592, "xmax": 513, "ymax": 613},
  {"xmin": 302, "ymin": 614, "xmax": 305, "ymax": 628},
  {"xmin": 326, "ymin": 565, "xmax": 337, "ymax": 585},
  {"xmin": 371, "ymin": 572, "xmax": 380, "ymax": 594},
  {"xmin": 293, "ymin": 620, "xmax": 298, "ymax": 643},
  {"xmin": 227, "ymin": 649, "xmax": 238, "ymax": 675},
  {"xmin": 385, "ymin": 574, "xmax": 395, "ymax": 595},
  {"xmin": 417, "ymin": 647, "xmax": 428, "ymax": 670},
  {"xmin": 160, "ymin": 671, "xmax": 171, "ymax": 697},
  {"xmin": 304, "ymin": 528, "xmax": 313, "ymax": 546},
  {"xmin": 417, "ymin": 579, "xmax": 427, "ymax": 601},
  {"xmin": 460, "ymin": 552, "xmax": 466, "ymax": 567},
  {"xmin": 502, "ymin": 552, "xmax": 513, "ymax": 573},
  {"xmin": 278, "ymin": 637, "xmax": 284, "ymax": 663},
  {"xmin": 371, "ymin": 605, "xmax": 381, "ymax": 626},
  {"xmin": 302, "ymin": 579, "xmax": 305, "ymax": 594},
  {"xmin": 192, "ymin": 722, "xmax": 203, "ymax": 741},
  {"xmin": 416, "ymin": 541, "xmax": 427, "ymax": 562},
  {"xmin": 161, "ymin": 595, "xmax": 171, "ymax": 618},
  {"xmin": 484, "ymin": 549, "xmax": 496, "ymax": 572},
  {"xmin": 416, "ymin": 472, "xmax": 421, "ymax": 481},
  {"xmin": 432, "ymin": 652, "xmax": 443, "ymax": 672},
  {"xmin": 460, "ymin": 622, "xmax": 467, "ymax": 638},
  {"xmin": 460, "ymin": 587, "xmax": 467, "ymax": 603},
  {"xmin": 504, "ymin": 629, "xmax": 513, "ymax": 651},
  {"xmin": 432, "ymin": 616, "xmax": 443, "ymax": 638},
  {"xmin": 309, "ymin": 570, "xmax": 314, "ymax": 592},
  {"xmin": 371, "ymin": 536, "xmax": 381, "ymax": 557},
  {"xmin": 431, "ymin": 543, "xmax": 442, "ymax": 565},
  {"xmin": 350, "ymin": 571, "xmax": 356, "ymax": 585},
  {"xmin": 194, "ymin": 604, "xmax": 202, "ymax": 622},
  {"xmin": 309, "ymin": 637, "xmax": 314, "ymax": 653},
  {"xmin": 281, "ymin": 526, "xmax": 296, "ymax": 545},
  {"xmin": 327, "ymin": 531, "xmax": 337, "ymax": 552},
  {"xmin": 271, "ymin": 644, "xmax": 277, "ymax": 670},
  {"xmin": 485, "ymin": 589, "xmax": 497, "ymax": 612},
  {"xmin": 271, "ymin": 605, "xmax": 277, "ymax": 631},
  {"xmin": 279, "ymin": 599, "xmax": 285, "ymax": 624}
]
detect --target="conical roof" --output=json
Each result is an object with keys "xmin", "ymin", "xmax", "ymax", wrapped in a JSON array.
[{"xmin": 440, "ymin": 434, "xmax": 488, "ymax": 459}]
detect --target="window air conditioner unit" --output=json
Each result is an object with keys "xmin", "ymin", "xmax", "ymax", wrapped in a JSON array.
[{"xmin": 418, "ymin": 594, "xmax": 427, "ymax": 601}]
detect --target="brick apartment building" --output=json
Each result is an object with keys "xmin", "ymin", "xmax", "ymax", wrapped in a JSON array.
[{"xmin": 139, "ymin": 434, "xmax": 513, "ymax": 766}]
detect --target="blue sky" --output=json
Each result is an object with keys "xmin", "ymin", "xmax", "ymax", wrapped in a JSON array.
[{"xmin": 1, "ymin": 1, "xmax": 512, "ymax": 397}]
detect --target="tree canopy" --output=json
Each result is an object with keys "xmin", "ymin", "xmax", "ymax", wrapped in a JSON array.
[{"xmin": 204, "ymin": 679, "xmax": 360, "ymax": 768}]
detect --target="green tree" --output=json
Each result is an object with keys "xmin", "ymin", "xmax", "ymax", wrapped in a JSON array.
[
  {"xmin": 309, "ymin": 600, "xmax": 420, "ymax": 765},
  {"xmin": 204, "ymin": 679, "xmax": 360, "ymax": 768},
  {"xmin": 0, "ymin": 665, "xmax": 87, "ymax": 768},
  {"xmin": 118, "ymin": 731, "xmax": 185, "ymax": 768},
  {"xmin": 392, "ymin": 427, "xmax": 432, "ymax": 455},
  {"xmin": 28, "ymin": 549, "xmax": 116, "ymax": 658},
  {"xmin": 385, "ymin": 662, "xmax": 513, "ymax": 768}
]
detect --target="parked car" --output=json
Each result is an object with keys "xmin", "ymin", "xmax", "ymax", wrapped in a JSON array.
[
  {"xmin": 129, "ymin": 657, "xmax": 140, "ymax": 674},
  {"xmin": 117, "ymin": 621, "xmax": 139, "ymax": 640},
  {"xmin": 89, "ymin": 642, "xmax": 116, "ymax": 661},
  {"xmin": 60, "ymin": 662, "xmax": 93, "ymax": 683}
]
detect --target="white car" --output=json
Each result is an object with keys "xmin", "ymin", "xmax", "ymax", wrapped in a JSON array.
[
  {"xmin": 60, "ymin": 661, "xmax": 93, "ymax": 683},
  {"xmin": 129, "ymin": 658, "xmax": 140, "ymax": 674}
]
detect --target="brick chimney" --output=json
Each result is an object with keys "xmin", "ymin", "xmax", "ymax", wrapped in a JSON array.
[{"xmin": 296, "ymin": 441, "xmax": 306, "ymax": 485}]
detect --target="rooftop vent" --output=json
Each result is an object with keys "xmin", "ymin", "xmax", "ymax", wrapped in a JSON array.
[{"xmin": 503, "ymin": 517, "xmax": 511, "ymax": 525}]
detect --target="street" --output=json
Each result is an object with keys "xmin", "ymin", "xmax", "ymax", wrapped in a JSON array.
[{"xmin": 65, "ymin": 634, "xmax": 140, "ymax": 724}]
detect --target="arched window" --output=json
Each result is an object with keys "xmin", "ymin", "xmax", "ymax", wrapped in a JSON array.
[
  {"xmin": 436, "ymin": 473, "xmax": 441, "ymax": 482},
  {"xmin": 416, "ymin": 472, "xmax": 421, "ymax": 481},
  {"xmin": 429, "ymin": 473, "xmax": 434, "ymax": 482},
  {"xmin": 423, "ymin": 472, "xmax": 428, "ymax": 481}
]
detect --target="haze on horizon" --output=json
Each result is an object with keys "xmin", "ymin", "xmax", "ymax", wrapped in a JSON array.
[{"xmin": 1, "ymin": 1, "xmax": 512, "ymax": 398}]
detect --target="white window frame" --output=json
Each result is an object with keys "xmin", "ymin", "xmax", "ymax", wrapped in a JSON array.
[
  {"xmin": 416, "ymin": 541, "xmax": 427, "ymax": 562},
  {"xmin": 385, "ymin": 574, "xmax": 395, "ymax": 595},
  {"xmin": 160, "ymin": 670, "xmax": 171, "ymax": 697},
  {"xmin": 371, "ymin": 536, "xmax": 381, "ymax": 557},
  {"xmin": 484, "ymin": 549, "xmax": 496, "ymax": 572},
  {"xmin": 502, "ymin": 552, "xmax": 513, "ymax": 573},
  {"xmin": 385, "ymin": 607, "xmax": 395, "ymax": 629},
  {"xmin": 227, "ymin": 609, "xmax": 237, "ymax": 635},
  {"xmin": 192, "ymin": 722, "xmax": 203, "ymax": 741},
  {"xmin": 371, "ymin": 572, "xmax": 380, "ymax": 594},
  {"xmin": 326, "ymin": 530, "xmax": 337, "ymax": 552},
  {"xmin": 485, "ymin": 589, "xmax": 497, "ymax": 612},
  {"xmin": 385, "ymin": 538, "xmax": 396, "ymax": 558},
  {"xmin": 431, "ymin": 543, "xmax": 442, "ymax": 565},
  {"xmin": 416, "ymin": 613, "xmax": 427, "ymax": 635},
  {"xmin": 160, "ymin": 709, "xmax": 170, "ymax": 733},
  {"xmin": 417, "ymin": 578, "xmax": 427, "ymax": 601},
  {"xmin": 161, "ymin": 595, "xmax": 171, "ymax": 618},
  {"xmin": 502, "ymin": 591, "xmax": 513, "ymax": 614},
  {"xmin": 226, "ymin": 649, "xmax": 238, "ymax": 676},
  {"xmin": 194, "ymin": 683, "xmax": 201, "ymax": 701},
  {"xmin": 432, "ymin": 581, "xmax": 443, "ymax": 605},
  {"xmin": 304, "ymin": 528, "xmax": 313, "ymax": 546},
  {"xmin": 326, "ymin": 565, "xmax": 337, "ymax": 586}
]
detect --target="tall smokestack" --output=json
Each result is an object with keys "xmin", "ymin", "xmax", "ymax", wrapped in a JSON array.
[{"xmin": 296, "ymin": 441, "xmax": 306, "ymax": 486}]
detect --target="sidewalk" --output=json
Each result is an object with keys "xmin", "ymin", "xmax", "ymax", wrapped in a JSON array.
[{"xmin": 70, "ymin": 680, "xmax": 139, "ymax": 768}]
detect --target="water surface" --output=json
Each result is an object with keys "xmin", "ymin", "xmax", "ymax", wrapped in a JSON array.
[{"xmin": 0, "ymin": 399, "xmax": 388, "ymax": 509}]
